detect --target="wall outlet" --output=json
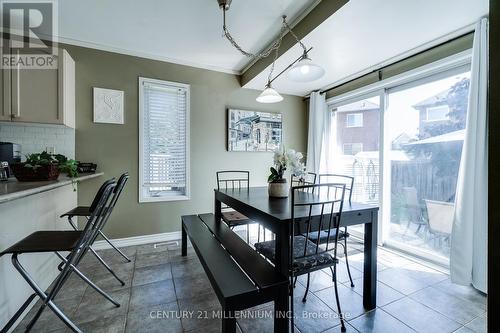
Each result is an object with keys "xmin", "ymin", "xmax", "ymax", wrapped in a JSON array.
[{"xmin": 46, "ymin": 146, "xmax": 55, "ymax": 154}]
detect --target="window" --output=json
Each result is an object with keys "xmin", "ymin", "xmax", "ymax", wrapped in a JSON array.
[
  {"xmin": 385, "ymin": 71, "xmax": 469, "ymax": 264},
  {"xmin": 346, "ymin": 113, "xmax": 363, "ymax": 127},
  {"xmin": 139, "ymin": 77, "xmax": 190, "ymax": 202},
  {"xmin": 325, "ymin": 53, "xmax": 471, "ymax": 267},
  {"xmin": 342, "ymin": 143, "xmax": 363, "ymax": 155},
  {"xmin": 425, "ymin": 105, "xmax": 450, "ymax": 122}
]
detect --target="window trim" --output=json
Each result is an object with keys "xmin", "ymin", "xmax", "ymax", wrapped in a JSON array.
[
  {"xmin": 345, "ymin": 113, "xmax": 364, "ymax": 128},
  {"xmin": 424, "ymin": 105, "xmax": 450, "ymax": 122},
  {"xmin": 138, "ymin": 77, "xmax": 191, "ymax": 203}
]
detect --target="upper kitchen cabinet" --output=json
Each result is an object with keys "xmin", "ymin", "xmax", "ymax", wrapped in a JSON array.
[
  {"xmin": 0, "ymin": 68, "xmax": 11, "ymax": 121},
  {"xmin": 4, "ymin": 49, "xmax": 75, "ymax": 128}
]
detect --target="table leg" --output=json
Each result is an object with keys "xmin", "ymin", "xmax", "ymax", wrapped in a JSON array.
[
  {"xmin": 363, "ymin": 211, "xmax": 378, "ymax": 309},
  {"xmin": 181, "ymin": 224, "xmax": 187, "ymax": 257},
  {"xmin": 274, "ymin": 224, "xmax": 290, "ymax": 332},
  {"xmin": 214, "ymin": 193, "xmax": 222, "ymax": 225},
  {"xmin": 274, "ymin": 284, "xmax": 290, "ymax": 333}
]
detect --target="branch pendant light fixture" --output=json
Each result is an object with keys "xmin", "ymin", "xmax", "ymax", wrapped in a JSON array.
[{"xmin": 217, "ymin": 0, "xmax": 325, "ymax": 103}]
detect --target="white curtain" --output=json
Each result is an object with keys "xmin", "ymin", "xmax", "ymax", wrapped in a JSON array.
[
  {"xmin": 450, "ymin": 18, "xmax": 488, "ymax": 293},
  {"xmin": 306, "ymin": 91, "xmax": 330, "ymax": 174}
]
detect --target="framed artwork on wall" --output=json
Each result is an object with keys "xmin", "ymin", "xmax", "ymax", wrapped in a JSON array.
[
  {"xmin": 93, "ymin": 87, "xmax": 124, "ymax": 124},
  {"xmin": 227, "ymin": 108, "xmax": 282, "ymax": 152}
]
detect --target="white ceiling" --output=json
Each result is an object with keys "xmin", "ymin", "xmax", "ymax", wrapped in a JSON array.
[
  {"xmin": 244, "ymin": 0, "xmax": 489, "ymax": 96},
  {"xmin": 57, "ymin": 0, "xmax": 318, "ymax": 73}
]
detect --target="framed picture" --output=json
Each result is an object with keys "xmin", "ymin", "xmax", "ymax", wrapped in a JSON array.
[
  {"xmin": 93, "ymin": 87, "xmax": 124, "ymax": 124},
  {"xmin": 227, "ymin": 109, "xmax": 282, "ymax": 152}
]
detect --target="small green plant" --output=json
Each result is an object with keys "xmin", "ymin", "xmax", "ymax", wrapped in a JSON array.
[{"xmin": 24, "ymin": 151, "xmax": 78, "ymax": 178}]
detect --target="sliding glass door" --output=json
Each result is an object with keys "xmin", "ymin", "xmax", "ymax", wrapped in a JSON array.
[
  {"xmin": 325, "ymin": 57, "xmax": 471, "ymax": 266},
  {"xmin": 384, "ymin": 69, "xmax": 470, "ymax": 265},
  {"xmin": 327, "ymin": 95, "xmax": 381, "ymax": 235}
]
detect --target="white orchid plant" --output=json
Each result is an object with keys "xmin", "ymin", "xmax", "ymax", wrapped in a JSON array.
[{"xmin": 268, "ymin": 148, "xmax": 306, "ymax": 183}]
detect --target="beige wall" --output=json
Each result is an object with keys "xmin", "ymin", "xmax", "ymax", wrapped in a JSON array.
[{"xmin": 66, "ymin": 45, "xmax": 307, "ymax": 239}]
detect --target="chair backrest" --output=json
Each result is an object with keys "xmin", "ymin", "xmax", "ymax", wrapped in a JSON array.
[
  {"xmin": 291, "ymin": 172, "xmax": 317, "ymax": 189},
  {"xmin": 424, "ymin": 199, "xmax": 454, "ymax": 236},
  {"xmin": 109, "ymin": 172, "xmax": 129, "ymax": 208},
  {"xmin": 68, "ymin": 179, "xmax": 116, "ymax": 266},
  {"xmin": 402, "ymin": 187, "xmax": 419, "ymax": 208},
  {"xmin": 291, "ymin": 183, "xmax": 346, "ymax": 263},
  {"xmin": 89, "ymin": 177, "xmax": 116, "ymax": 212},
  {"xmin": 319, "ymin": 174, "xmax": 354, "ymax": 203},
  {"xmin": 216, "ymin": 171, "xmax": 249, "ymax": 190}
]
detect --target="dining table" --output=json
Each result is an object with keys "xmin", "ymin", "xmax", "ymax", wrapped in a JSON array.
[{"xmin": 213, "ymin": 186, "xmax": 379, "ymax": 332}]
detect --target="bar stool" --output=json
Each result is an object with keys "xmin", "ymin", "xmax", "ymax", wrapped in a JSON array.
[
  {"xmin": 59, "ymin": 173, "xmax": 129, "ymax": 285},
  {"xmin": 0, "ymin": 180, "xmax": 118, "ymax": 333}
]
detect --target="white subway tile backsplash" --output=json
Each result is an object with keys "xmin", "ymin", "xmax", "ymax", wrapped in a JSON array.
[{"xmin": 0, "ymin": 123, "xmax": 75, "ymax": 160}]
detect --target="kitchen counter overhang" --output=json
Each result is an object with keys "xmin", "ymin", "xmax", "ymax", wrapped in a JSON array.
[{"xmin": 0, "ymin": 172, "xmax": 104, "ymax": 204}]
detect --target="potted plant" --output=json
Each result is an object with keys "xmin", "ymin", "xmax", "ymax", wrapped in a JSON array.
[
  {"xmin": 11, "ymin": 151, "xmax": 78, "ymax": 182},
  {"xmin": 268, "ymin": 148, "xmax": 306, "ymax": 198}
]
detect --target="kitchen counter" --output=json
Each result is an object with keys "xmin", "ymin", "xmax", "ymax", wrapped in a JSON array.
[{"xmin": 0, "ymin": 172, "xmax": 104, "ymax": 204}]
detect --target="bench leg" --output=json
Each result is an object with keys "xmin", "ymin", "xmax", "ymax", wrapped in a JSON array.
[
  {"xmin": 222, "ymin": 309, "xmax": 236, "ymax": 333},
  {"xmin": 181, "ymin": 224, "xmax": 187, "ymax": 257}
]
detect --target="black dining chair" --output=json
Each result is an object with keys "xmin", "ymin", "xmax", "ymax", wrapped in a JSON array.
[
  {"xmin": 0, "ymin": 180, "xmax": 118, "ymax": 333},
  {"xmin": 59, "ymin": 173, "xmax": 130, "ymax": 286},
  {"xmin": 312, "ymin": 174, "xmax": 356, "ymax": 287},
  {"xmin": 255, "ymin": 183, "xmax": 348, "ymax": 332},
  {"xmin": 291, "ymin": 172, "xmax": 317, "ymax": 188},
  {"xmin": 216, "ymin": 171, "xmax": 264, "ymax": 243}
]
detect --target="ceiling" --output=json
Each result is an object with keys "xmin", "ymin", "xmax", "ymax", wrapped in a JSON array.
[
  {"xmin": 57, "ymin": 0, "xmax": 318, "ymax": 74},
  {"xmin": 244, "ymin": 0, "xmax": 489, "ymax": 96},
  {"xmin": 56, "ymin": 0, "xmax": 488, "ymax": 96}
]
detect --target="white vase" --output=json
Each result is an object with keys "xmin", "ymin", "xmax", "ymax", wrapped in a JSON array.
[{"xmin": 268, "ymin": 179, "xmax": 289, "ymax": 198}]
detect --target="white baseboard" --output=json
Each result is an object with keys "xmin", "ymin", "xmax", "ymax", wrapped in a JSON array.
[{"xmin": 92, "ymin": 231, "xmax": 182, "ymax": 250}]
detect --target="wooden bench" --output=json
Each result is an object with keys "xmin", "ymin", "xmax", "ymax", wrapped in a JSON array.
[{"xmin": 181, "ymin": 213, "xmax": 288, "ymax": 333}]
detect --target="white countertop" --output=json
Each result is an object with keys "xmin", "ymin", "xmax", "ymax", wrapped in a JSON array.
[{"xmin": 0, "ymin": 172, "xmax": 104, "ymax": 204}]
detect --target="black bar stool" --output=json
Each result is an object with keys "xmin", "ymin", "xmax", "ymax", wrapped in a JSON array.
[
  {"xmin": 60, "ymin": 173, "xmax": 130, "ymax": 285},
  {"xmin": 0, "ymin": 179, "xmax": 117, "ymax": 333}
]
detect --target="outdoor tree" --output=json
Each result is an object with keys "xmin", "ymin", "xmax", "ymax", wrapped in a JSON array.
[{"xmin": 404, "ymin": 78, "xmax": 470, "ymax": 199}]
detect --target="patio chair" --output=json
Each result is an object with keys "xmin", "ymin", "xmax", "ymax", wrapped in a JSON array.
[
  {"xmin": 402, "ymin": 187, "xmax": 428, "ymax": 235},
  {"xmin": 424, "ymin": 199, "xmax": 454, "ymax": 247},
  {"xmin": 255, "ymin": 183, "xmax": 348, "ymax": 332}
]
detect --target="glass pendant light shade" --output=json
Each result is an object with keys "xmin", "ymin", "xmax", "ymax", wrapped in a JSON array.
[
  {"xmin": 256, "ymin": 84, "xmax": 283, "ymax": 103},
  {"xmin": 288, "ymin": 53, "xmax": 325, "ymax": 82}
]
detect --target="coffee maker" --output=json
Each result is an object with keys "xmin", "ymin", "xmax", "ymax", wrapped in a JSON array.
[{"xmin": 0, "ymin": 142, "xmax": 22, "ymax": 178}]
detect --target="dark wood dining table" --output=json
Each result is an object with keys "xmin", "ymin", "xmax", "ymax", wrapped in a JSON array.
[{"xmin": 214, "ymin": 187, "xmax": 379, "ymax": 332}]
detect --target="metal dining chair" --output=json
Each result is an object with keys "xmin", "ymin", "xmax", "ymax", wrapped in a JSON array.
[
  {"xmin": 59, "ymin": 173, "xmax": 130, "ymax": 286},
  {"xmin": 0, "ymin": 180, "xmax": 118, "ymax": 333},
  {"xmin": 291, "ymin": 172, "xmax": 317, "ymax": 189},
  {"xmin": 216, "ymin": 171, "xmax": 264, "ymax": 243},
  {"xmin": 312, "ymin": 174, "xmax": 356, "ymax": 287},
  {"xmin": 255, "ymin": 183, "xmax": 348, "ymax": 332}
]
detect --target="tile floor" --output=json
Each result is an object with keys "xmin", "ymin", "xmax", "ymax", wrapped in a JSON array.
[{"xmin": 12, "ymin": 236, "xmax": 486, "ymax": 333}]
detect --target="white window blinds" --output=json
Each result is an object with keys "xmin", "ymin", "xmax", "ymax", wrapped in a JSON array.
[{"xmin": 139, "ymin": 78, "xmax": 190, "ymax": 202}]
